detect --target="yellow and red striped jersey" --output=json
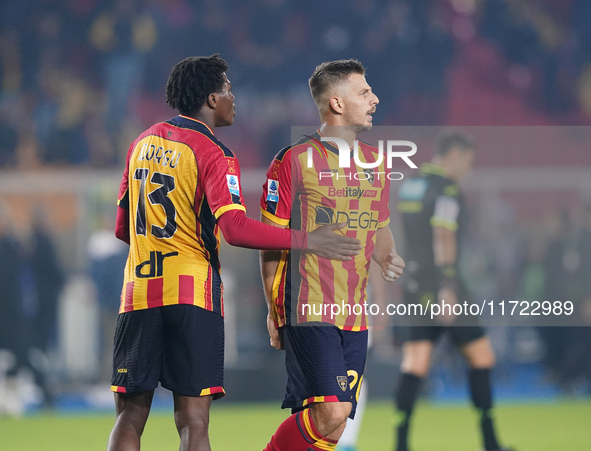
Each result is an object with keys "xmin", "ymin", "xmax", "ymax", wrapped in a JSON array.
[
  {"xmin": 260, "ymin": 132, "xmax": 390, "ymax": 330},
  {"xmin": 117, "ymin": 115, "xmax": 246, "ymax": 315}
]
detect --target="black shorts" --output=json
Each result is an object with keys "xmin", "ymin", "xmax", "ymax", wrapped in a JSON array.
[
  {"xmin": 395, "ymin": 280, "xmax": 485, "ymax": 346},
  {"xmin": 280, "ymin": 323, "xmax": 368, "ymax": 419},
  {"xmin": 398, "ymin": 324, "xmax": 485, "ymax": 346},
  {"xmin": 111, "ymin": 304, "xmax": 225, "ymax": 399}
]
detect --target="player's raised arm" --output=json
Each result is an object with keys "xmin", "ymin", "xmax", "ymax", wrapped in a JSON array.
[{"xmin": 217, "ymin": 209, "xmax": 361, "ymax": 258}]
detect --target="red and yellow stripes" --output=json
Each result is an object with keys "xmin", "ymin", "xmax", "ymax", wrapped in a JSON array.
[
  {"xmin": 299, "ymin": 409, "xmax": 337, "ymax": 450},
  {"xmin": 199, "ymin": 386, "xmax": 225, "ymax": 397}
]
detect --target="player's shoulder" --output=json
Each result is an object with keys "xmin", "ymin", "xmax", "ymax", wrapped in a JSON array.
[
  {"xmin": 286, "ymin": 134, "xmax": 319, "ymax": 156},
  {"xmin": 419, "ymin": 163, "xmax": 459, "ymax": 197},
  {"xmin": 430, "ymin": 174, "xmax": 459, "ymax": 198},
  {"xmin": 271, "ymin": 134, "xmax": 318, "ymax": 162}
]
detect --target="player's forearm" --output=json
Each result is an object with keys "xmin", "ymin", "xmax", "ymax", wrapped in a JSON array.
[
  {"xmin": 115, "ymin": 205, "xmax": 130, "ymax": 245},
  {"xmin": 260, "ymin": 250, "xmax": 282, "ymax": 311},
  {"xmin": 218, "ymin": 209, "xmax": 306, "ymax": 250},
  {"xmin": 372, "ymin": 226, "xmax": 396, "ymax": 266}
]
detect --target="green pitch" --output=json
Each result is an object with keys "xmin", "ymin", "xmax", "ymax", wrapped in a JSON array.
[{"xmin": 0, "ymin": 400, "xmax": 589, "ymax": 450}]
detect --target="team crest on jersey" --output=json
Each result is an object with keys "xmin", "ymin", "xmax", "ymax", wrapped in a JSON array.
[
  {"xmin": 226, "ymin": 174, "xmax": 240, "ymax": 196},
  {"xmin": 267, "ymin": 179, "xmax": 279, "ymax": 202},
  {"xmin": 271, "ymin": 161, "xmax": 281, "ymax": 179},
  {"xmin": 227, "ymin": 159, "xmax": 236, "ymax": 174},
  {"xmin": 363, "ymin": 169, "xmax": 375, "ymax": 185},
  {"xmin": 337, "ymin": 376, "xmax": 348, "ymax": 392}
]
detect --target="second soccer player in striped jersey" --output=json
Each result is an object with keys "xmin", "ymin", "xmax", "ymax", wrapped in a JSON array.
[{"xmin": 260, "ymin": 59, "xmax": 405, "ymax": 451}]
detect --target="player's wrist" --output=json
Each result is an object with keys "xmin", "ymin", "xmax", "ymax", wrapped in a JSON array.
[{"xmin": 291, "ymin": 230, "xmax": 307, "ymax": 250}]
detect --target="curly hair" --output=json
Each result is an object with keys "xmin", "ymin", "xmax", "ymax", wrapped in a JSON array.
[
  {"xmin": 308, "ymin": 59, "xmax": 366, "ymax": 106},
  {"xmin": 165, "ymin": 54, "xmax": 229, "ymax": 115}
]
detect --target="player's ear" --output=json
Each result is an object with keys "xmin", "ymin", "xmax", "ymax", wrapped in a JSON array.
[
  {"xmin": 328, "ymin": 96, "xmax": 343, "ymax": 115},
  {"xmin": 206, "ymin": 92, "xmax": 217, "ymax": 110}
]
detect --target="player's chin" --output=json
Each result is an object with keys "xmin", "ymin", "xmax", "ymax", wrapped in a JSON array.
[{"xmin": 353, "ymin": 123, "xmax": 372, "ymax": 134}]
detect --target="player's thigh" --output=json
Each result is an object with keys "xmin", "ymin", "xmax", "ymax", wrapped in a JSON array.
[
  {"xmin": 341, "ymin": 329, "xmax": 369, "ymax": 411},
  {"xmin": 160, "ymin": 305, "xmax": 225, "ymax": 398},
  {"xmin": 113, "ymin": 390, "xmax": 155, "ymax": 430},
  {"xmin": 400, "ymin": 339, "xmax": 436, "ymax": 377},
  {"xmin": 459, "ymin": 334, "xmax": 496, "ymax": 369},
  {"xmin": 281, "ymin": 324, "xmax": 354, "ymax": 412},
  {"xmin": 111, "ymin": 308, "xmax": 165, "ymax": 393}
]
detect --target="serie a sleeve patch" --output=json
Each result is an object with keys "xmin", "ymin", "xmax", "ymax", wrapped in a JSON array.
[{"xmin": 266, "ymin": 179, "xmax": 279, "ymax": 202}]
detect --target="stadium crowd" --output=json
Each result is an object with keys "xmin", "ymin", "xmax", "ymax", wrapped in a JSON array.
[{"xmin": 1, "ymin": 0, "xmax": 591, "ymax": 168}]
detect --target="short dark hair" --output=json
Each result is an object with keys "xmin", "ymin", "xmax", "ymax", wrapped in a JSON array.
[
  {"xmin": 308, "ymin": 59, "xmax": 366, "ymax": 106},
  {"xmin": 436, "ymin": 130, "xmax": 475, "ymax": 156},
  {"xmin": 165, "ymin": 54, "xmax": 229, "ymax": 115}
]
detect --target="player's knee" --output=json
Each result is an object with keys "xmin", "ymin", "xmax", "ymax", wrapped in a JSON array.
[
  {"xmin": 400, "ymin": 342, "xmax": 432, "ymax": 377},
  {"xmin": 465, "ymin": 342, "xmax": 496, "ymax": 369},
  {"xmin": 469, "ymin": 351, "xmax": 495, "ymax": 369},
  {"xmin": 174, "ymin": 410, "xmax": 209, "ymax": 437},
  {"xmin": 311, "ymin": 402, "xmax": 351, "ymax": 436},
  {"xmin": 400, "ymin": 357, "xmax": 430, "ymax": 377}
]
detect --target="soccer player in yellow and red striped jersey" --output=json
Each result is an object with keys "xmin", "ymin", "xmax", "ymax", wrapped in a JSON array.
[
  {"xmin": 107, "ymin": 54, "xmax": 361, "ymax": 451},
  {"xmin": 260, "ymin": 60, "xmax": 406, "ymax": 451}
]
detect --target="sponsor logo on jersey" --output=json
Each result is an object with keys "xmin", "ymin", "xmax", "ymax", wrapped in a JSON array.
[
  {"xmin": 337, "ymin": 376, "xmax": 348, "ymax": 392},
  {"xmin": 135, "ymin": 251, "xmax": 179, "ymax": 278},
  {"xmin": 315, "ymin": 206, "xmax": 379, "ymax": 229},
  {"xmin": 315, "ymin": 206, "xmax": 334, "ymax": 225},
  {"xmin": 267, "ymin": 179, "xmax": 279, "ymax": 202},
  {"xmin": 226, "ymin": 174, "xmax": 240, "ymax": 196},
  {"xmin": 327, "ymin": 187, "xmax": 377, "ymax": 199}
]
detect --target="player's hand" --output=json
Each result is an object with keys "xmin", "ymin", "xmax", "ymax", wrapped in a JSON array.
[
  {"xmin": 267, "ymin": 314, "xmax": 283, "ymax": 350},
  {"xmin": 306, "ymin": 223, "xmax": 362, "ymax": 261},
  {"xmin": 381, "ymin": 250, "xmax": 405, "ymax": 282},
  {"xmin": 437, "ymin": 287, "xmax": 457, "ymax": 325}
]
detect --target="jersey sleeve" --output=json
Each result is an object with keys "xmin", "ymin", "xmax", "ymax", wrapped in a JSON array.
[
  {"xmin": 200, "ymin": 145, "xmax": 247, "ymax": 219},
  {"xmin": 260, "ymin": 149, "xmax": 292, "ymax": 226},
  {"xmin": 115, "ymin": 141, "xmax": 135, "ymax": 242},
  {"xmin": 378, "ymin": 173, "xmax": 391, "ymax": 228},
  {"xmin": 430, "ymin": 183, "xmax": 460, "ymax": 231},
  {"xmin": 117, "ymin": 141, "xmax": 135, "ymax": 210}
]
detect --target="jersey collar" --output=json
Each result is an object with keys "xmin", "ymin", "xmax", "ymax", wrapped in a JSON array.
[{"xmin": 178, "ymin": 115, "xmax": 214, "ymax": 135}]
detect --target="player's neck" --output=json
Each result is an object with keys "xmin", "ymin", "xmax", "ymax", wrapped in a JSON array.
[
  {"xmin": 318, "ymin": 124, "xmax": 357, "ymax": 149},
  {"xmin": 191, "ymin": 111, "xmax": 217, "ymax": 133}
]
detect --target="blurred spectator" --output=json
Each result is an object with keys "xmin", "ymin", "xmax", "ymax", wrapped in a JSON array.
[
  {"xmin": 0, "ymin": 109, "xmax": 18, "ymax": 167},
  {"xmin": 538, "ymin": 205, "xmax": 591, "ymax": 392},
  {"xmin": 15, "ymin": 206, "xmax": 65, "ymax": 407},
  {"xmin": 87, "ymin": 209, "xmax": 127, "ymax": 383},
  {"xmin": 89, "ymin": 0, "xmax": 158, "ymax": 146},
  {"xmin": 27, "ymin": 206, "xmax": 65, "ymax": 354},
  {"xmin": 0, "ymin": 204, "xmax": 24, "ymax": 373}
]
